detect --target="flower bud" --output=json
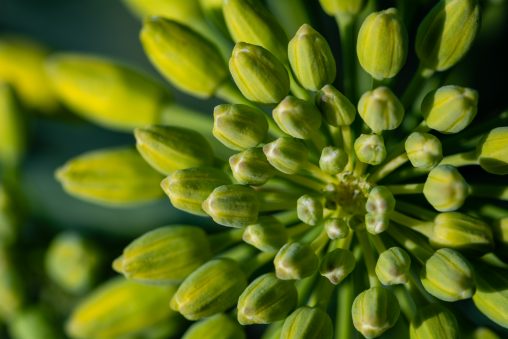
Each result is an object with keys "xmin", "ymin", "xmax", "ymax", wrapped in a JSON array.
[
  {"xmin": 357, "ymin": 87, "xmax": 404, "ymax": 133},
  {"xmin": 319, "ymin": 0, "xmax": 365, "ymax": 17},
  {"xmin": 237, "ymin": 273, "xmax": 297, "ymax": 324},
  {"xmin": 161, "ymin": 167, "xmax": 231, "ymax": 216},
  {"xmin": 324, "ymin": 217, "xmax": 349, "ymax": 240},
  {"xmin": 0, "ymin": 186, "xmax": 18, "ymax": 244},
  {"xmin": 281, "ymin": 307, "xmax": 333, "ymax": 339},
  {"xmin": 319, "ymin": 248, "xmax": 356, "ymax": 285},
  {"xmin": 9, "ymin": 307, "xmax": 61, "ymax": 339},
  {"xmin": 365, "ymin": 213, "xmax": 390, "ymax": 235},
  {"xmin": 55, "ymin": 148, "xmax": 164, "ymax": 206},
  {"xmin": 316, "ymin": 84, "xmax": 356, "ymax": 127},
  {"xmin": 171, "ymin": 258, "xmax": 247, "ymax": 320},
  {"xmin": 134, "ymin": 125, "xmax": 214, "ymax": 175},
  {"xmin": 416, "ymin": 0, "xmax": 479, "ymax": 71},
  {"xmin": 230, "ymin": 148, "xmax": 275, "ymax": 186},
  {"xmin": 0, "ymin": 83, "xmax": 25, "ymax": 167},
  {"xmin": 357, "ymin": 8, "xmax": 407, "ymax": 80},
  {"xmin": 274, "ymin": 242, "xmax": 319, "ymax": 280},
  {"xmin": 229, "ymin": 42, "xmax": 289, "ymax": 104},
  {"xmin": 423, "ymin": 165, "xmax": 469, "ymax": 212},
  {"xmin": 405, "ymin": 132, "xmax": 443, "ymax": 169},
  {"xmin": 183, "ymin": 313, "xmax": 245, "ymax": 339},
  {"xmin": 319, "ymin": 146, "xmax": 348, "ymax": 175},
  {"xmin": 409, "ymin": 305, "xmax": 458, "ymax": 339},
  {"xmin": 123, "ymin": 0, "xmax": 202, "ymax": 24},
  {"xmin": 472, "ymin": 264, "xmax": 508, "ymax": 328},
  {"xmin": 466, "ymin": 328, "xmax": 500, "ymax": 339},
  {"xmin": 0, "ymin": 246, "xmax": 25, "ymax": 320},
  {"xmin": 354, "ymin": 133, "xmax": 387, "ymax": 165},
  {"xmin": 288, "ymin": 24, "xmax": 336, "ymax": 91},
  {"xmin": 273, "ymin": 96, "xmax": 322, "ymax": 139},
  {"xmin": 366, "ymin": 186, "xmax": 396, "ymax": 215},
  {"xmin": 263, "ymin": 137, "xmax": 308, "ymax": 174},
  {"xmin": 242, "ymin": 216, "xmax": 288, "ymax": 253},
  {"xmin": 375, "ymin": 247, "xmax": 411, "ymax": 285},
  {"xmin": 213, "ymin": 104, "xmax": 268, "ymax": 151},
  {"xmin": 140, "ymin": 17, "xmax": 227, "ymax": 98},
  {"xmin": 352, "ymin": 286, "xmax": 400, "ymax": 338},
  {"xmin": 421, "ymin": 85, "xmax": 478, "ymax": 134},
  {"xmin": 420, "ymin": 248, "xmax": 475, "ymax": 301},
  {"xmin": 477, "ymin": 127, "xmax": 508, "ymax": 175},
  {"xmin": 297, "ymin": 194, "xmax": 323, "ymax": 226},
  {"xmin": 202, "ymin": 184, "xmax": 259, "ymax": 227}
]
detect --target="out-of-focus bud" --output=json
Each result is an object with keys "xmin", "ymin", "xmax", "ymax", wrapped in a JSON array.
[
  {"xmin": 319, "ymin": 146, "xmax": 348, "ymax": 175},
  {"xmin": 0, "ymin": 246, "xmax": 25, "ymax": 321},
  {"xmin": 237, "ymin": 273, "xmax": 297, "ymax": 325},
  {"xmin": 229, "ymin": 42, "xmax": 289, "ymax": 104},
  {"xmin": 114, "ymin": 226, "xmax": 211, "ymax": 284},
  {"xmin": 213, "ymin": 104, "xmax": 268, "ymax": 151},
  {"xmin": 472, "ymin": 264, "xmax": 508, "ymax": 328},
  {"xmin": 141, "ymin": 17, "xmax": 227, "ymax": 98},
  {"xmin": 263, "ymin": 137, "xmax": 308, "ymax": 174},
  {"xmin": 357, "ymin": 87, "xmax": 404, "ymax": 133},
  {"xmin": 420, "ymin": 248, "xmax": 475, "ymax": 301},
  {"xmin": 297, "ymin": 195, "xmax": 323, "ymax": 226},
  {"xmin": 409, "ymin": 305, "xmax": 458, "ymax": 339},
  {"xmin": 365, "ymin": 213, "xmax": 390, "ymax": 235},
  {"xmin": 466, "ymin": 328, "xmax": 501, "ymax": 339},
  {"xmin": 477, "ymin": 127, "xmax": 508, "ymax": 175},
  {"xmin": 273, "ymin": 96, "xmax": 322, "ymax": 139},
  {"xmin": 319, "ymin": 248, "xmax": 356, "ymax": 285},
  {"xmin": 352, "ymin": 286, "xmax": 400, "ymax": 338},
  {"xmin": 183, "ymin": 313, "xmax": 245, "ymax": 339},
  {"xmin": 171, "ymin": 258, "xmax": 247, "ymax": 320},
  {"xmin": 375, "ymin": 247, "xmax": 411, "ymax": 285},
  {"xmin": 416, "ymin": 0, "xmax": 479, "ymax": 72},
  {"xmin": 134, "ymin": 125, "xmax": 214, "ymax": 175},
  {"xmin": 316, "ymin": 84, "xmax": 356, "ymax": 127},
  {"xmin": 9, "ymin": 307, "xmax": 61, "ymax": 339},
  {"xmin": 319, "ymin": 0, "xmax": 365, "ymax": 17},
  {"xmin": 55, "ymin": 148, "xmax": 164, "ymax": 206},
  {"xmin": 324, "ymin": 218, "xmax": 349, "ymax": 240},
  {"xmin": 274, "ymin": 242, "xmax": 319, "ymax": 280},
  {"xmin": 242, "ymin": 216, "xmax": 288, "ymax": 253},
  {"xmin": 281, "ymin": 307, "xmax": 333, "ymax": 339},
  {"xmin": 123, "ymin": 0, "xmax": 202, "ymax": 24},
  {"xmin": 423, "ymin": 165, "xmax": 469, "ymax": 212},
  {"xmin": 230, "ymin": 148, "xmax": 275, "ymax": 186},
  {"xmin": 357, "ymin": 8, "xmax": 407, "ymax": 80},
  {"xmin": 0, "ymin": 84, "xmax": 25, "ymax": 167},
  {"xmin": 405, "ymin": 132, "xmax": 443, "ymax": 169},
  {"xmin": 0, "ymin": 186, "xmax": 18, "ymax": 244},
  {"xmin": 366, "ymin": 186, "xmax": 395, "ymax": 215},
  {"xmin": 354, "ymin": 133, "xmax": 387, "ymax": 165}
]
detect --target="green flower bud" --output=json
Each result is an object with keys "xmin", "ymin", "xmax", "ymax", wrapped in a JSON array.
[
  {"xmin": 409, "ymin": 305, "xmax": 458, "ymax": 339},
  {"xmin": 354, "ymin": 133, "xmax": 387, "ymax": 165},
  {"xmin": 161, "ymin": 167, "xmax": 231, "ymax": 216},
  {"xmin": 281, "ymin": 306, "xmax": 333, "ymax": 339},
  {"xmin": 420, "ymin": 248, "xmax": 475, "ymax": 301},
  {"xmin": 123, "ymin": 0, "xmax": 202, "ymax": 23},
  {"xmin": 171, "ymin": 258, "xmax": 247, "ymax": 320},
  {"xmin": 242, "ymin": 216, "xmax": 288, "ymax": 252},
  {"xmin": 472, "ymin": 265, "xmax": 508, "ymax": 328},
  {"xmin": 357, "ymin": 87, "xmax": 404, "ymax": 133},
  {"xmin": 237, "ymin": 273, "xmax": 297, "ymax": 325},
  {"xmin": 202, "ymin": 184, "xmax": 259, "ymax": 227},
  {"xmin": 0, "ymin": 83, "xmax": 25, "ymax": 167},
  {"xmin": 316, "ymin": 84, "xmax": 356, "ymax": 127},
  {"xmin": 273, "ymin": 96, "xmax": 322, "ymax": 139},
  {"xmin": 297, "ymin": 194, "xmax": 323, "ymax": 226},
  {"xmin": 230, "ymin": 148, "xmax": 275, "ymax": 186},
  {"xmin": 416, "ymin": 0, "xmax": 479, "ymax": 72},
  {"xmin": 477, "ymin": 127, "xmax": 508, "ymax": 175},
  {"xmin": 421, "ymin": 85, "xmax": 478, "ymax": 134},
  {"xmin": 319, "ymin": 146, "xmax": 348, "ymax": 175},
  {"xmin": 357, "ymin": 8, "xmax": 407, "ymax": 80},
  {"xmin": 319, "ymin": 0, "xmax": 365, "ymax": 17},
  {"xmin": 365, "ymin": 213, "xmax": 390, "ymax": 235},
  {"xmin": 140, "ymin": 17, "xmax": 227, "ymax": 98},
  {"xmin": 9, "ymin": 307, "xmax": 61, "ymax": 339},
  {"xmin": 114, "ymin": 226, "xmax": 212, "ymax": 284},
  {"xmin": 319, "ymin": 248, "xmax": 356, "ymax": 285},
  {"xmin": 352, "ymin": 286, "xmax": 400, "ymax": 338},
  {"xmin": 134, "ymin": 125, "xmax": 214, "ymax": 175},
  {"xmin": 263, "ymin": 137, "xmax": 308, "ymax": 174},
  {"xmin": 466, "ymin": 328, "xmax": 501, "ymax": 339},
  {"xmin": 229, "ymin": 42, "xmax": 289, "ymax": 104},
  {"xmin": 324, "ymin": 217, "xmax": 349, "ymax": 240},
  {"xmin": 183, "ymin": 313, "xmax": 245, "ymax": 339},
  {"xmin": 366, "ymin": 186, "xmax": 396, "ymax": 215},
  {"xmin": 274, "ymin": 242, "xmax": 319, "ymax": 280},
  {"xmin": 0, "ymin": 246, "xmax": 25, "ymax": 320},
  {"xmin": 213, "ymin": 104, "xmax": 268, "ymax": 151},
  {"xmin": 55, "ymin": 148, "xmax": 164, "ymax": 206},
  {"xmin": 288, "ymin": 24, "xmax": 336, "ymax": 91},
  {"xmin": 0, "ymin": 186, "xmax": 18, "ymax": 244},
  {"xmin": 405, "ymin": 132, "xmax": 443, "ymax": 169},
  {"xmin": 375, "ymin": 247, "xmax": 411, "ymax": 285},
  {"xmin": 423, "ymin": 165, "xmax": 469, "ymax": 212}
]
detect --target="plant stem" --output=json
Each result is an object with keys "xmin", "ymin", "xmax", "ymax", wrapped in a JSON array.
[
  {"xmin": 386, "ymin": 183, "xmax": 424, "ymax": 195},
  {"xmin": 335, "ymin": 14, "xmax": 356, "ymax": 99},
  {"xmin": 369, "ymin": 153, "xmax": 409, "ymax": 183},
  {"xmin": 356, "ymin": 229, "xmax": 380, "ymax": 287},
  {"xmin": 387, "ymin": 226, "xmax": 434, "ymax": 263},
  {"xmin": 209, "ymin": 229, "xmax": 244, "ymax": 254},
  {"xmin": 390, "ymin": 211, "xmax": 433, "ymax": 238},
  {"xmin": 471, "ymin": 185, "xmax": 508, "ymax": 201}
]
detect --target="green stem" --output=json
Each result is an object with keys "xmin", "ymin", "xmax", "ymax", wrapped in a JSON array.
[
  {"xmin": 258, "ymin": 191, "xmax": 298, "ymax": 211},
  {"xmin": 209, "ymin": 229, "xmax": 244, "ymax": 254},
  {"xmin": 386, "ymin": 226, "xmax": 434, "ymax": 263},
  {"xmin": 440, "ymin": 150, "xmax": 478, "ymax": 167},
  {"xmin": 243, "ymin": 251, "xmax": 275, "ymax": 276},
  {"xmin": 310, "ymin": 227, "xmax": 329, "ymax": 253},
  {"xmin": 369, "ymin": 153, "xmax": 409, "ymax": 183},
  {"xmin": 306, "ymin": 277, "xmax": 335, "ymax": 309},
  {"xmin": 390, "ymin": 211, "xmax": 433, "ymax": 238},
  {"xmin": 215, "ymin": 80, "xmax": 251, "ymax": 105},
  {"xmin": 277, "ymin": 172, "xmax": 325, "ymax": 192},
  {"xmin": 479, "ymin": 204, "xmax": 508, "ymax": 219},
  {"xmin": 220, "ymin": 243, "xmax": 256, "ymax": 263},
  {"xmin": 395, "ymin": 201, "xmax": 437, "ymax": 221},
  {"xmin": 471, "ymin": 185, "xmax": 508, "ymax": 201},
  {"xmin": 394, "ymin": 285, "xmax": 417, "ymax": 321},
  {"xmin": 336, "ymin": 273, "xmax": 354, "ymax": 339},
  {"xmin": 386, "ymin": 183, "xmax": 424, "ymax": 195},
  {"xmin": 287, "ymin": 223, "xmax": 312, "ymax": 239},
  {"xmin": 296, "ymin": 273, "xmax": 319, "ymax": 307},
  {"xmin": 356, "ymin": 229, "xmax": 380, "ymax": 287},
  {"xmin": 341, "ymin": 125, "xmax": 356, "ymax": 171},
  {"xmin": 266, "ymin": 0, "xmax": 309, "ymax": 36},
  {"xmin": 286, "ymin": 66, "xmax": 311, "ymax": 101},
  {"xmin": 400, "ymin": 63, "xmax": 434, "ymax": 110},
  {"xmin": 370, "ymin": 234, "xmax": 387, "ymax": 254},
  {"xmin": 274, "ymin": 209, "xmax": 299, "ymax": 226},
  {"xmin": 335, "ymin": 14, "xmax": 356, "ymax": 99},
  {"xmin": 302, "ymin": 162, "xmax": 338, "ymax": 184}
]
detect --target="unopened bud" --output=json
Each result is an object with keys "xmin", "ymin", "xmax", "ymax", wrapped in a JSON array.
[
  {"xmin": 354, "ymin": 133, "xmax": 387, "ymax": 165},
  {"xmin": 357, "ymin": 87, "xmax": 404, "ymax": 133},
  {"xmin": 375, "ymin": 247, "xmax": 411, "ymax": 285},
  {"xmin": 316, "ymin": 84, "xmax": 356, "ymax": 127},
  {"xmin": 423, "ymin": 165, "xmax": 469, "ymax": 212},
  {"xmin": 273, "ymin": 96, "xmax": 322, "ymax": 140},
  {"xmin": 320, "ymin": 248, "xmax": 356, "ymax": 285},
  {"xmin": 405, "ymin": 132, "xmax": 443, "ymax": 169},
  {"xmin": 274, "ymin": 242, "xmax": 319, "ymax": 280}
]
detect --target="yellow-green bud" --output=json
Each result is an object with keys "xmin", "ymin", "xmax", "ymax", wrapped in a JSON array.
[
  {"xmin": 375, "ymin": 247, "xmax": 411, "ymax": 285},
  {"xmin": 477, "ymin": 127, "xmax": 508, "ymax": 175},
  {"xmin": 123, "ymin": 0, "xmax": 202, "ymax": 23},
  {"xmin": 472, "ymin": 264, "xmax": 508, "ymax": 328},
  {"xmin": 0, "ymin": 186, "xmax": 18, "ymax": 244},
  {"xmin": 466, "ymin": 328, "xmax": 501, "ymax": 339},
  {"xmin": 423, "ymin": 165, "xmax": 469, "ymax": 212},
  {"xmin": 171, "ymin": 258, "xmax": 247, "ymax": 320},
  {"xmin": 316, "ymin": 84, "xmax": 356, "ymax": 127},
  {"xmin": 319, "ymin": 0, "xmax": 365, "ymax": 17},
  {"xmin": 297, "ymin": 194, "xmax": 323, "ymax": 226},
  {"xmin": 320, "ymin": 146, "xmax": 348, "ymax": 175},
  {"xmin": 229, "ymin": 42, "xmax": 289, "ymax": 104},
  {"xmin": 213, "ymin": 104, "xmax": 268, "ymax": 151},
  {"xmin": 274, "ymin": 242, "xmax": 319, "ymax": 280},
  {"xmin": 230, "ymin": 148, "xmax": 275, "ymax": 186},
  {"xmin": 273, "ymin": 96, "xmax": 322, "ymax": 139},
  {"xmin": 288, "ymin": 24, "xmax": 336, "ymax": 91},
  {"xmin": 140, "ymin": 17, "xmax": 227, "ymax": 98},
  {"xmin": 324, "ymin": 217, "xmax": 349, "ymax": 240},
  {"xmin": 352, "ymin": 286, "xmax": 400, "ymax": 338},
  {"xmin": 405, "ymin": 132, "xmax": 443, "ymax": 169},
  {"xmin": 357, "ymin": 8, "xmax": 407, "ymax": 80},
  {"xmin": 237, "ymin": 273, "xmax": 297, "ymax": 325},
  {"xmin": 365, "ymin": 213, "xmax": 390, "ymax": 235},
  {"xmin": 416, "ymin": 0, "xmax": 479, "ymax": 72},
  {"xmin": 9, "ymin": 307, "xmax": 61, "ymax": 339},
  {"xmin": 281, "ymin": 307, "xmax": 333, "ymax": 339},
  {"xmin": 134, "ymin": 125, "xmax": 214, "ymax": 175},
  {"xmin": 0, "ymin": 83, "xmax": 25, "ymax": 167},
  {"xmin": 114, "ymin": 226, "xmax": 211, "ymax": 284},
  {"xmin": 183, "ymin": 313, "xmax": 245, "ymax": 339},
  {"xmin": 366, "ymin": 186, "xmax": 396, "ymax": 215},
  {"xmin": 409, "ymin": 305, "xmax": 458, "ymax": 339},
  {"xmin": 319, "ymin": 248, "xmax": 356, "ymax": 285},
  {"xmin": 354, "ymin": 133, "xmax": 387, "ymax": 165},
  {"xmin": 55, "ymin": 148, "xmax": 164, "ymax": 206},
  {"xmin": 263, "ymin": 137, "xmax": 308, "ymax": 174},
  {"xmin": 202, "ymin": 184, "xmax": 259, "ymax": 227},
  {"xmin": 358, "ymin": 87, "xmax": 404, "ymax": 133},
  {"xmin": 0, "ymin": 246, "xmax": 25, "ymax": 320},
  {"xmin": 242, "ymin": 216, "xmax": 288, "ymax": 252},
  {"xmin": 420, "ymin": 248, "xmax": 475, "ymax": 301}
]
